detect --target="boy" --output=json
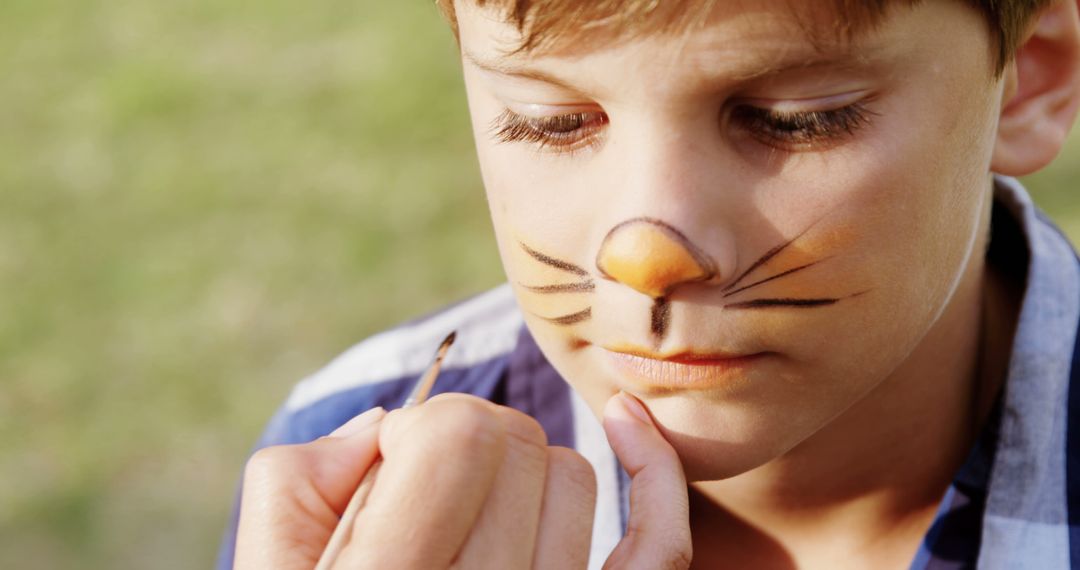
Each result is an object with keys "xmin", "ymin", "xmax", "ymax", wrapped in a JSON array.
[{"xmin": 222, "ymin": 0, "xmax": 1080, "ymax": 567}]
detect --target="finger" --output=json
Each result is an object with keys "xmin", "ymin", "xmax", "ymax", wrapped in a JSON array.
[
  {"xmin": 601, "ymin": 392, "xmax": 692, "ymax": 570},
  {"xmin": 328, "ymin": 406, "xmax": 389, "ymax": 438},
  {"xmin": 235, "ymin": 407, "xmax": 386, "ymax": 570},
  {"xmin": 454, "ymin": 406, "xmax": 550, "ymax": 569},
  {"xmin": 531, "ymin": 446, "xmax": 598, "ymax": 570},
  {"xmin": 337, "ymin": 394, "xmax": 508, "ymax": 570}
]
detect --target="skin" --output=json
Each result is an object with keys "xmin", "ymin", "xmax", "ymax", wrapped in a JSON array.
[
  {"xmin": 233, "ymin": 0, "xmax": 1080, "ymax": 568},
  {"xmin": 459, "ymin": 0, "xmax": 1079, "ymax": 566},
  {"xmin": 235, "ymin": 393, "xmax": 691, "ymax": 569},
  {"xmin": 466, "ymin": 0, "xmax": 1001, "ymax": 484}
]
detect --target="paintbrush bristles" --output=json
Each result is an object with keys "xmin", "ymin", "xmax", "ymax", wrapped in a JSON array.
[
  {"xmin": 403, "ymin": 330, "xmax": 457, "ymax": 408},
  {"xmin": 437, "ymin": 330, "xmax": 456, "ymax": 358}
]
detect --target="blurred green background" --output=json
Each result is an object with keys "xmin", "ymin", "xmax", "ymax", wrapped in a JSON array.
[{"xmin": 1, "ymin": 1, "xmax": 1077, "ymax": 568}]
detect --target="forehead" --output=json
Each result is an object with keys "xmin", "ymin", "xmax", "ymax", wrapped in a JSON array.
[
  {"xmin": 454, "ymin": 0, "xmax": 911, "ymax": 92},
  {"xmin": 453, "ymin": 0, "xmax": 913, "ymax": 57}
]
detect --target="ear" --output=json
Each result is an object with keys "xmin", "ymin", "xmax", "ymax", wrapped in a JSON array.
[{"xmin": 991, "ymin": 0, "xmax": 1080, "ymax": 177}]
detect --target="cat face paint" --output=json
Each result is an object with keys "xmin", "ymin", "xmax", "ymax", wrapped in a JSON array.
[
  {"xmin": 517, "ymin": 242, "xmax": 594, "ymax": 326},
  {"xmin": 459, "ymin": 0, "xmax": 1003, "ymax": 482},
  {"xmin": 596, "ymin": 218, "xmax": 714, "ymax": 340},
  {"xmin": 520, "ymin": 216, "xmax": 868, "ymax": 342}
]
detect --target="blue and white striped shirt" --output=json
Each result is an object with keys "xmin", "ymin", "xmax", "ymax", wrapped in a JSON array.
[{"xmin": 219, "ymin": 176, "xmax": 1080, "ymax": 569}]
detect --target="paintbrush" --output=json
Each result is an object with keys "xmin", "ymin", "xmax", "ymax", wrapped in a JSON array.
[{"xmin": 314, "ymin": 330, "xmax": 457, "ymax": 570}]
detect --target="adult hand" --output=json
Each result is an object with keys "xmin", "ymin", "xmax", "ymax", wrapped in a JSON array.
[{"xmin": 233, "ymin": 392, "xmax": 691, "ymax": 569}]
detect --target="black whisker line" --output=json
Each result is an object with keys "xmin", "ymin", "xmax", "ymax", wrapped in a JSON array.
[
  {"xmin": 520, "ymin": 242, "xmax": 589, "ymax": 277},
  {"xmin": 520, "ymin": 281, "xmax": 595, "ymax": 294},
  {"xmin": 722, "ymin": 259, "xmax": 828, "ymax": 298},
  {"xmin": 724, "ymin": 298, "xmax": 840, "ymax": 309},
  {"xmin": 723, "ymin": 243, "xmax": 788, "ymax": 293},
  {"xmin": 722, "ymin": 217, "xmax": 825, "ymax": 293},
  {"xmin": 536, "ymin": 308, "xmax": 592, "ymax": 326},
  {"xmin": 846, "ymin": 289, "xmax": 873, "ymax": 300}
]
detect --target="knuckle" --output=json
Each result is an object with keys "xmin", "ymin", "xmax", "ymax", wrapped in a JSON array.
[
  {"xmin": 243, "ymin": 445, "xmax": 302, "ymax": 487},
  {"xmin": 492, "ymin": 408, "xmax": 549, "ymax": 476},
  {"xmin": 654, "ymin": 526, "xmax": 693, "ymax": 570},
  {"xmin": 498, "ymin": 407, "xmax": 549, "ymax": 449},
  {"xmin": 548, "ymin": 447, "xmax": 598, "ymax": 499},
  {"xmin": 423, "ymin": 396, "xmax": 506, "ymax": 454},
  {"xmin": 610, "ymin": 524, "xmax": 691, "ymax": 570},
  {"xmin": 665, "ymin": 540, "xmax": 693, "ymax": 570}
]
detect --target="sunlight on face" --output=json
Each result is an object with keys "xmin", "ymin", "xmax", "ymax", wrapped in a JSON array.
[{"xmin": 457, "ymin": 0, "xmax": 1005, "ymax": 480}]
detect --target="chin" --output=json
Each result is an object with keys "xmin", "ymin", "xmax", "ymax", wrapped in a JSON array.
[
  {"xmin": 554, "ymin": 342, "xmax": 821, "ymax": 481},
  {"xmin": 641, "ymin": 394, "xmax": 809, "ymax": 482},
  {"xmin": 665, "ymin": 430, "xmax": 786, "ymax": 482}
]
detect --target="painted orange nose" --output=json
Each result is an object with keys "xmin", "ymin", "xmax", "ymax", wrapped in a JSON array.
[{"xmin": 595, "ymin": 218, "xmax": 717, "ymax": 298}]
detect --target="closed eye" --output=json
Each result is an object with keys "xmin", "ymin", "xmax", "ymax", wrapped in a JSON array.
[
  {"xmin": 489, "ymin": 99, "xmax": 876, "ymax": 156},
  {"xmin": 490, "ymin": 109, "xmax": 608, "ymax": 155},
  {"xmin": 730, "ymin": 102, "xmax": 875, "ymax": 149}
]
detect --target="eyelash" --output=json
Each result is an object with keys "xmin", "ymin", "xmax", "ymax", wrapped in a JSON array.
[
  {"xmin": 489, "ymin": 102, "xmax": 875, "ymax": 154},
  {"xmin": 730, "ymin": 103, "xmax": 876, "ymax": 149},
  {"xmin": 490, "ymin": 109, "xmax": 608, "ymax": 155}
]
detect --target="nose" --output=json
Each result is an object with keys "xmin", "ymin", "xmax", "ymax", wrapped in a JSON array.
[{"xmin": 595, "ymin": 217, "xmax": 717, "ymax": 298}]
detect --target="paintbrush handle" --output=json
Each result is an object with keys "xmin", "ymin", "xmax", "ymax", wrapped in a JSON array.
[
  {"xmin": 315, "ymin": 331, "xmax": 457, "ymax": 568},
  {"xmin": 314, "ymin": 459, "xmax": 383, "ymax": 570}
]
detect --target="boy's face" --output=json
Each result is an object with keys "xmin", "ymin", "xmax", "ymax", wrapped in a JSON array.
[{"xmin": 457, "ymin": 0, "xmax": 1006, "ymax": 480}]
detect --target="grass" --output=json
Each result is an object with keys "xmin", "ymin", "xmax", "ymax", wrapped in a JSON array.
[
  {"xmin": 2, "ymin": 1, "xmax": 1078, "ymax": 568},
  {"xmin": 1, "ymin": 2, "xmax": 499, "ymax": 568}
]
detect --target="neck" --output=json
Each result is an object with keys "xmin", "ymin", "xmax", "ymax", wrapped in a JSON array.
[{"xmin": 689, "ymin": 186, "xmax": 1019, "ymax": 568}]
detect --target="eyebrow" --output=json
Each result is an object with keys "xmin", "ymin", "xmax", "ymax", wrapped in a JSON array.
[
  {"xmin": 730, "ymin": 49, "xmax": 878, "ymax": 82},
  {"xmin": 463, "ymin": 50, "xmax": 581, "ymax": 90},
  {"xmin": 463, "ymin": 45, "xmax": 880, "ymax": 90}
]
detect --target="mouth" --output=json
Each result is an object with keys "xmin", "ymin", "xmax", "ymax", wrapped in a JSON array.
[{"xmin": 602, "ymin": 345, "xmax": 767, "ymax": 393}]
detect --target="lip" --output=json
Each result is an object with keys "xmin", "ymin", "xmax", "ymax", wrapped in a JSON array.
[{"xmin": 603, "ymin": 346, "xmax": 766, "ymax": 393}]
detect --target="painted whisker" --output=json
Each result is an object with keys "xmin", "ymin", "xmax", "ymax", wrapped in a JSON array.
[
  {"xmin": 536, "ymin": 308, "xmax": 592, "ymax": 326},
  {"xmin": 724, "ymin": 243, "xmax": 789, "ymax": 293},
  {"xmin": 521, "ymin": 281, "xmax": 595, "ymax": 294},
  {"xmin": 520, "ymin": 242, "xmax": 590, "ymax": 276},
  {"xmin": 722, "ymin": 217, "xmax": 825, "ymax": 293},
  {"xmin": 722, "ymin": 258, "xmax": 830, "ymax": 298},
  {"xmin": 724, "ymin": 290, "xmax": 871, "ymax": 310},
  {"xmin": 725, "ymin": 298, "xmax": 840, "ymax": 309}
]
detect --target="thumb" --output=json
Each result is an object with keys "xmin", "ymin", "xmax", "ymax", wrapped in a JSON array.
[{"xmin": 601, "ymin": 392, "xmax": 692, "ymax": 570}]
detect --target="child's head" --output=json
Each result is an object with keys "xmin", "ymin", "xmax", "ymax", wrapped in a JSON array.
[{"xmin": 440, "ymin": 0, "xmax": 1080, "ymax": 480}]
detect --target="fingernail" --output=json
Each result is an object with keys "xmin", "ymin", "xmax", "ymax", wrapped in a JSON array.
[
  {"xmin": 614, "ymin": 391, "xmax": 652, "ymax": 425},
  {"xmin": 329, "ymin": 407, "xmax": 386, "ymax": 438}
]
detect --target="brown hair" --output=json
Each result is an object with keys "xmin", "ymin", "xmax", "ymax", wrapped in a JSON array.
[{"xmin": 435, "ymin": 0, "xmax": 1053, "ymax": 75}]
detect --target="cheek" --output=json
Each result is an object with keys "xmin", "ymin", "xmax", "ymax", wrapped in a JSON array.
[
  {"xmin": 732, "ymin": 90, "xmax": 997, "ymax": 373},
  {"xmin": 474, "ymin": 155, "xmax": 604, "ymax": 313},
  {"xmin": 839, "ymin": 81, "xmax": 995, "ymax": 273}
]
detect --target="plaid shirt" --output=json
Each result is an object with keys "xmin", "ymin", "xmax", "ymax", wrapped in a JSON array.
[{"xmin": 218, "ymin": 176, "xmax": 1080, "ymax": 569}]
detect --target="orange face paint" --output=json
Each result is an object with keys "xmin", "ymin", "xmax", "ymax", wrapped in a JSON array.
[{"xmin": 596, "ymin": 218, "xmax": 716, "ymax": 299}]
